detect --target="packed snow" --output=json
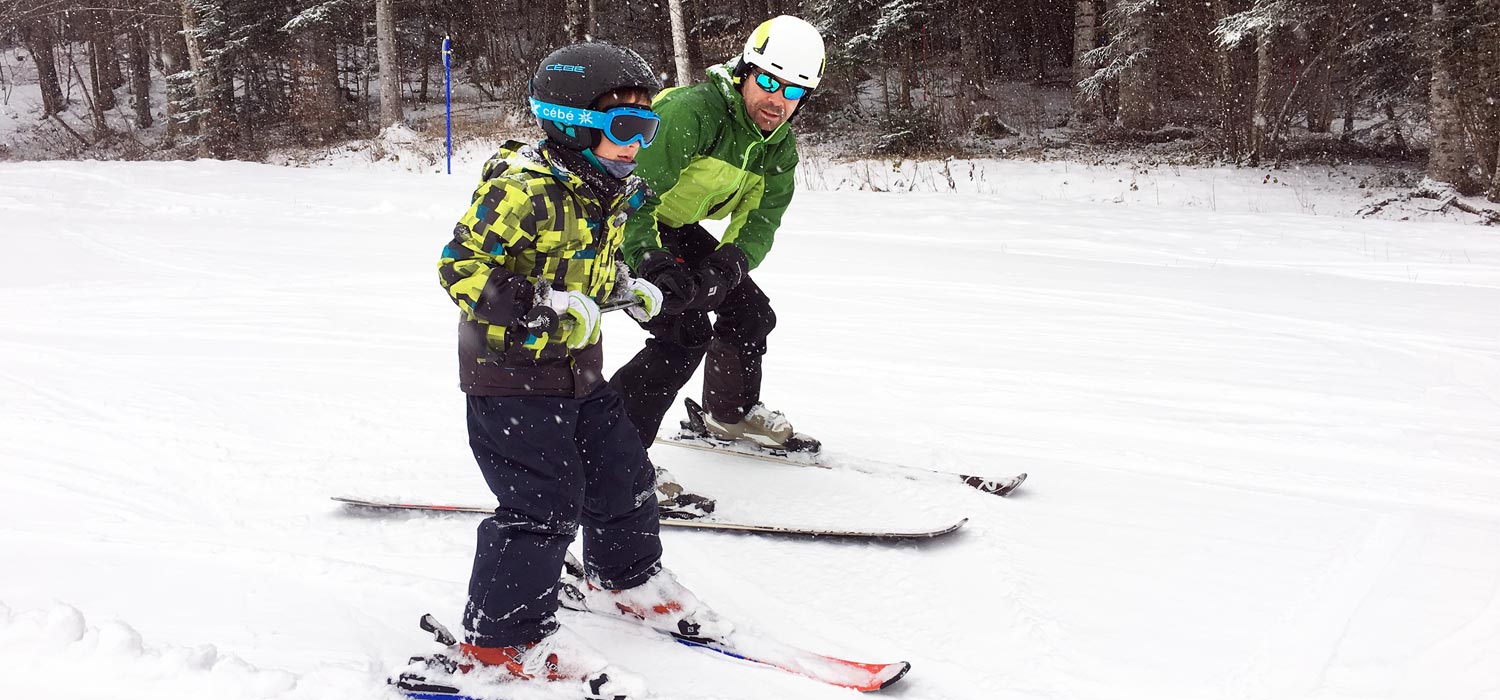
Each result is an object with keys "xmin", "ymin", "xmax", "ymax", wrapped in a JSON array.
[{"xmin": 2, "ymin": 159, "xmax": 1499, "ymax": 700}]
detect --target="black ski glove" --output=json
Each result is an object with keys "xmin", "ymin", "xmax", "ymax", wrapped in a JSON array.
[
  {"xmin": 687, "ymin": 244, "xmax": 749, "ymax": 311},
  {"xmin": 637, "ymin": 250, "xmax": 698, "ymax": 315}
]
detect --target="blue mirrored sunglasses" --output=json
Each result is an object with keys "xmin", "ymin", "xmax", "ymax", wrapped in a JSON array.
[
  {"xmin": 529, "ymin": 98, "xmax": 661, "ymax": 147},
  {"xmin": 753, "ymin": 72, "xmax": 808, "ymax": 101}
]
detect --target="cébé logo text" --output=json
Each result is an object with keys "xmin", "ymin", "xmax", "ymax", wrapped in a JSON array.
[
  {"xmin": 545, "ymin": 64, "xmax": 586, "ymax": 73},
  {"xmin": 535, "ymin": 104, "xmax": 599, "ymax": 126}
]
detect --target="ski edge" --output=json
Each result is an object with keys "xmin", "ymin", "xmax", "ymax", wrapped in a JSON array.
[
  {"xmin": 672, "ymin": 636, "xmax": 910, "ymax": 692},
  {"xmin": 656, "ymin": 434, "xmax": 1029, "ymax": 498},
  {"xmin": 331, "ymin": 497, "xmax": 967, "ymax": 540},
  {"xmin": 558, "ymin": 555, "xmax": 910, "ymax": 693}
]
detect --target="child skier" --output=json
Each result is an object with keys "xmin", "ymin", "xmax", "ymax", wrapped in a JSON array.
[{"xmin": 422, "ymin": 42, "xmax": 730, "ymax": 700}]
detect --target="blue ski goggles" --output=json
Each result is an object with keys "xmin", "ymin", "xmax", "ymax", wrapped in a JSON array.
[
  {"xmin": 752, "ymin": 71, "xmax": 809, "ymax": 101},
  {"xmin": 529, "ymin": 98, "xmax": 661, "ymax": 147}
]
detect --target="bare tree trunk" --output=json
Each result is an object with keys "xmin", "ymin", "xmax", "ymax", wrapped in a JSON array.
[
  {"xmin": 178, "ymin": 0, "xmax": 228, "ymax": 157},
  {"xmin": 1117, "ymin": 1, "xmax": 1159, "ymax": 131},
  {"xmin": 666, "ymin": 0, "xmax": 692, "ymax": 87},
  {"xmin": 129, "ymin": 23, "xmax": 153, "ymax": 128},
  {"xmin": 97, "ymin": 9, "xmax": 126, "ymax": 91},
  {"xmin": 961, "ymin": 2, "xmax": 987, "ymax": 103},
  {"xmin": 1490, "ymin": 138, "xmax": 1500, "ymax": 201},
  {"xmin": 683, "ymin": 0, "xmax": 704, "ymax": 77},
  {"xmin": 22, "ymin": 20, "xmax": 67, "ymax": 116},
  {"xmin": 564, "ymin": 0, "xmax": 588, "ymax": 41},
  {"xmin": 86, "ymin": 8, "xmax": 120, "ymax": 116},
  {"xmin": 1248, "ymin": 28, "xmax": 1276, "ymax": 164},
  {"xmin": 1427, "ymin": 0, "xmax": 1474, "ymax": 192},
  {"xmin": 235, "ymin": 63, "xmax": 253, "ymax": 149},
  {"xmin": 1072, "ymin": 0, "xmax": 1098, "ymax": 120},
  {"xmin": 376, "ymin": 0, "xmax": 404, "ymax": 127},
  {"xmin": 1303, "ymin": 24, "xmax": 1334, "ymax": 132},
  {"xmin": 290, "ymin": 26, "xmax": 344, "ymax": 144},
  {"xmin": 1383, "ymin": 103, "xmax": 1409, "ymax": 156},
  {"xmin": 880, "ymin": 64, "xmax": 891, "ymax": 115},
  {"xmin": 1210, "ymin": 0, "xmax": 1254, "ymax": 159},
  {"xmin": 1028, "ymin": 0, "xmax": 1045, "ymax": 85},
  {"xmin": 70, "ymin": 57, "xmax": 109, "ymax": 133},
  {"xmin": 362, "ymin": 19, "xmax": 375, "ymax": 133},
  {"xmin": 160, "ymin": 17, "xmax": 189, "ymax": 142},
  {"xmin": 418, "ymin": 24, "xmax": 431, "ymax": 103},
  {"xmin": 1340, "ymin": 85, "xmax": 1355, "ymax": 138},
  {"xmin": 899, "ymin": 46, "xmax": 913, "ymax": 110}
]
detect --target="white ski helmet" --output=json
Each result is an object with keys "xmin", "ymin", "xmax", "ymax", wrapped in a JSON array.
[{"xmin": 740, "ymin": 15, "xmax": 825, "ymax": 90}]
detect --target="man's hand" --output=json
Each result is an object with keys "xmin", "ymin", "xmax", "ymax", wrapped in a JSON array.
[
  {"xmin": 637, "ymin": 250, "xmax": 698, "ymax": 315},
  {"xmin": 687, "ymin": 244, "xmax": 749, "ymax": 311}
]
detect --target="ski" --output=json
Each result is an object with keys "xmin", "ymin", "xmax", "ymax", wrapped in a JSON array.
[
  {"xmin": 659, "ymin": 398, "xmax": 1029, "ymax": 497},
  {"xmin": 558, "ymin": 555, "xmax": 909, "ymax": 692},
  {"xmin": 391, "ymin": 615, "xmax": 631, "ymax": 700},
  {"xmin": 332, "ymin": 496, "xmax": 967, "ymax": 540}
]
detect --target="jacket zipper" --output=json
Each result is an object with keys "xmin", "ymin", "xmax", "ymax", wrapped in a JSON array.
[{"xmin": 695, "ymin": 138, "xmax": 760, "ymax": 221}]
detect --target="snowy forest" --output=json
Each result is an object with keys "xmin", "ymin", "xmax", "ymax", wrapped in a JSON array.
[
  {"xmin": 6, "ymin": 0, "xmax": 1500, "ymax": 698},
  {"xmin": 1, "ymin": 0, "xmax": 1499, "ymax": 202}
]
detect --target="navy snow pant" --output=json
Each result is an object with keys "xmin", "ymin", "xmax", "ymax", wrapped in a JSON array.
[
  {"xmin": 609, "ymin": 223, "xmax": 778, "ymax": 450},
  {"xmin": 461, "ymin": 385, "xmax": 662, "ymax": 647}
]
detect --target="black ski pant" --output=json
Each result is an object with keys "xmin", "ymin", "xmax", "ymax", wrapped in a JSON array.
[
  {"xmin": 461, "ymin": 385, "xmax": 661, "ymax": 647},
  {"xmin": 609, "ymin": 223, "xmax": 777, "ymax": 449}
]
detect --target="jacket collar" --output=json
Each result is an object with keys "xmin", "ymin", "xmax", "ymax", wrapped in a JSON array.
[{"xmin": 528, "ymin": 141, "xmax": 651, "ymax": 225}]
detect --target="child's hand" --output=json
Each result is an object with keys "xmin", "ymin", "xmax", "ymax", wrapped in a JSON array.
[
  {"xmin": 554, "ymin": 290, "xmax": 602, "ymax": 349},
  {"xmin": 528, "ymin": 287, "xmax": 602, "ymax": 349},
  {"xmin": 623, "ymin": 277, "xmax": 664, "ymax": 322}
]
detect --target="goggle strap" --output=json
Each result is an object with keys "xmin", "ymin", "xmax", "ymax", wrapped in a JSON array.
[{"xmin": 530, "ymin": 98, "xmax": 660, "ymax": 147}]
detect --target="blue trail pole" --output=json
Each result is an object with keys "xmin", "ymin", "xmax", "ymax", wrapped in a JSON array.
[{"xmin": 443, "ymin": 36, "xmax": 453, "ymax": 175}]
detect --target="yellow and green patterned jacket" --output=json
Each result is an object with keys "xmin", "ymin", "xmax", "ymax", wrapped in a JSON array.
[
  {"xmin": 439, "ymin": 140, "xmax": 649, "ymax": 398},
  {"xmin": 622, "ymin": 63, "xmax": 799, "ymax": 271}
]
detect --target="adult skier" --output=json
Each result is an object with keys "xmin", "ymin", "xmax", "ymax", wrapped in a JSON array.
[
  {"xmin": 609, "ymin": 16, "xmax": 827, "ymax": 514},
  {"xmin": 423, "ymin": 42, "xmax": 729, "ymax": 699}
]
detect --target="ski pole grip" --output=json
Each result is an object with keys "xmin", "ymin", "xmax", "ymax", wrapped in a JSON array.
[
  {"xmin": 599, "ymin": 298, "xmax": 642, "ymax": 314},
  {"xmin": 523, "ymin": 293, "xmax": 640, "ymax": 336}
]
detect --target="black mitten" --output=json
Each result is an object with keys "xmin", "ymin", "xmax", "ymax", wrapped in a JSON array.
[
  {"xmin": 688, "ymin": 244, "xmax": 749, "ymax": 311},
  {"xmin": 637, "ymin": 250, "xmax": 698, "ymax": 315}
]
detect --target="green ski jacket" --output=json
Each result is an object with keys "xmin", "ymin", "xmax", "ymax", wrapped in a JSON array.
[{"xmin": 622, "ymin": 63, "xmax": 800, "ymax": 271}]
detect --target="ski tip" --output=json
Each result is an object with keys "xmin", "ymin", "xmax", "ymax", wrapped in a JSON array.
[
  {"xmin": 876, "ymin": 661, "xmax": 912, "ymax": 690},
  {"xmin": 963, "ymin": 471, "xmax": 1027, "ymax": 496},
  {"xmin": 899, "ymin": 518, "xmax": 967, "ymax": 540}
]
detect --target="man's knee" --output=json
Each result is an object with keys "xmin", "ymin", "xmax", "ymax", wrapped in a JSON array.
[
  {"xmin": 650, "ymin": 310, "xmax": 714, "ymax": 349},
  {"xmin": 715, "ymin": 299, "xmax": 776, "ymax": 345}
]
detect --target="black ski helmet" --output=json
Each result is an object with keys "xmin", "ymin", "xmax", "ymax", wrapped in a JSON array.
[{"xmin": 530, "ymin": 43, "xmax": 661, "ymax": 151}]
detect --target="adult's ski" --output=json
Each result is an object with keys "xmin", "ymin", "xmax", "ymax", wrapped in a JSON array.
[
  {"xmin": 331, "ymin": 496, "xmax": 967, "ymax": 540},
  {"xmin": 659, "ymin": 398, "xmax": 1029, "ymax": 497}
]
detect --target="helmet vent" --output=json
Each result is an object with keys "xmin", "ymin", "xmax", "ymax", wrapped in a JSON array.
[{"xmin": 740, "ymin": 15, "xmax": 825, "ymax": 90}]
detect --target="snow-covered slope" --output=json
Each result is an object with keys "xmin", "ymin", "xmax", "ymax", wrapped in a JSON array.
[{"xmin": 2, "ymin": 160, "xmax": 1498, "ymax": 700}]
